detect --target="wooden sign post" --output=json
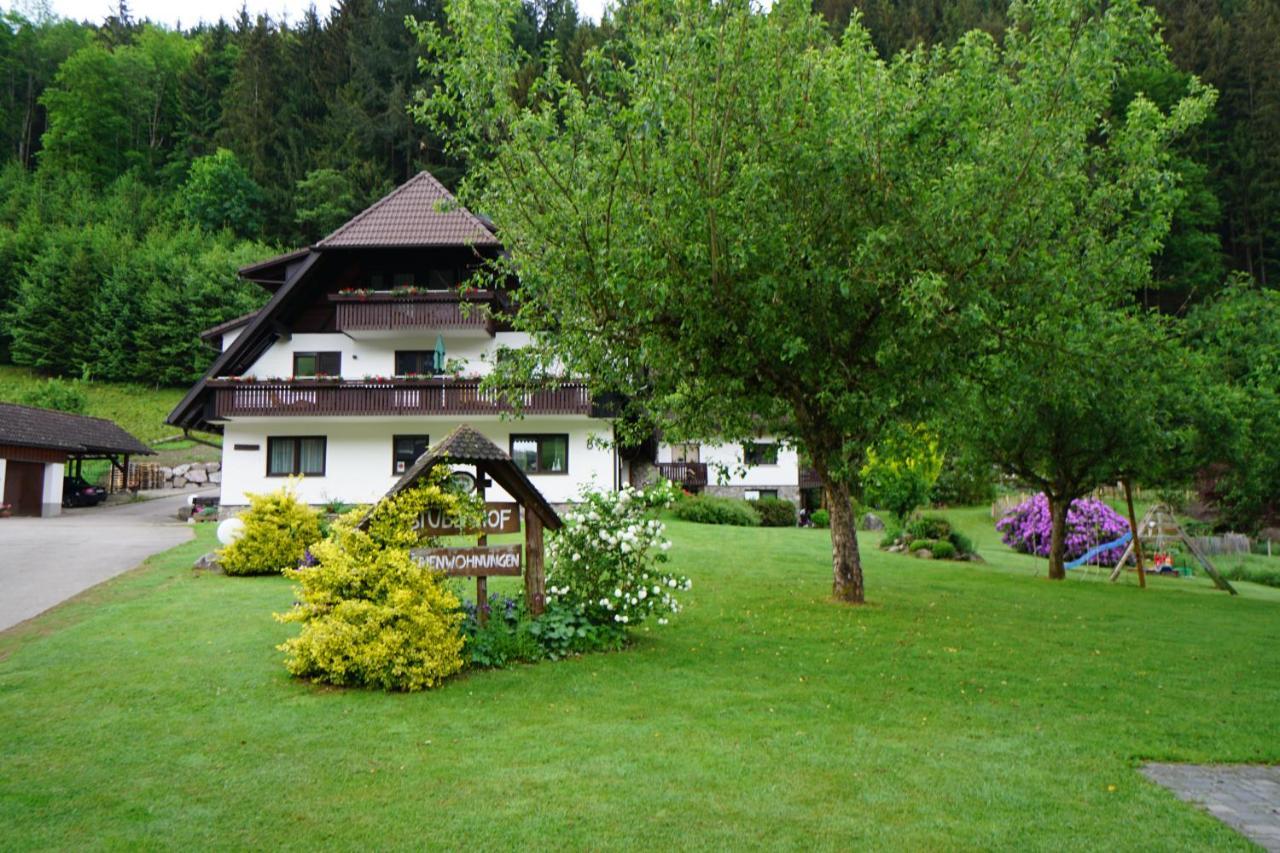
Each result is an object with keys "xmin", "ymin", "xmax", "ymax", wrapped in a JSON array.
[{"xmin": 380, "ymin": 425, "xmax": 562, "ymax": 626}]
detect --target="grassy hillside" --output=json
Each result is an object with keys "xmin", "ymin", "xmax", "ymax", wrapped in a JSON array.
[
  {"xmin": 0, "ymin": 366, "xmax": 219, "ymax": 475},
  {"xmin": 0, "ymin": 365, "xmax": 186, "ymax": 444}
]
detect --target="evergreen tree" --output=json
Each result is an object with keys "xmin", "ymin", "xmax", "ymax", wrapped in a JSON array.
[{"xmin": 8, "ymin": 222, "xmax": 129, "ymax": 376}]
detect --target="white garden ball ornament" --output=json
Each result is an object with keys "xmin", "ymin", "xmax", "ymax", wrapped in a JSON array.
[{"xmin": 216, "ymin": 517, "xmax": 246, "ymax": 546}]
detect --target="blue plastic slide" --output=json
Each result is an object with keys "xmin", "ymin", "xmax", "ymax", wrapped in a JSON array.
[{"xmin": 1065, "ymin": 531, "xmax": 1133, "ymax": 569}]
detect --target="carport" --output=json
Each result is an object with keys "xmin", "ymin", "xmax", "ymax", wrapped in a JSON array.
[{"xmin": 0, "ymin": 403, "xmax": 153, "ymax": 517}]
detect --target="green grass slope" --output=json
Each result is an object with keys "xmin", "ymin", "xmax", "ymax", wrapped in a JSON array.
[
  {"xmin": 0, "ymin": 365, "xmax": 186, "ymax": 444},
  {"xmin": 1, "ymin": 515, "xmax": 1276, "ymax": 849}
]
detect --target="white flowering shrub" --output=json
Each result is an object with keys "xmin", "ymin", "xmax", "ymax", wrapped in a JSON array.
[{"xmin": 545, "ymin": 480, "xmax": 691, "ymax": 629}]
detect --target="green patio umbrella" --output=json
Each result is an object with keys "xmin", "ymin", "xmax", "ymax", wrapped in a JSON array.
[{"xmin": 434, "ymin": 334, "xmax": 446, "ymax": 374}]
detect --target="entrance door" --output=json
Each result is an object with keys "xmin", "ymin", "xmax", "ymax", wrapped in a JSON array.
[{"xmin": 3, "ymin": 461, "xmax": 44, "ymax": 516}]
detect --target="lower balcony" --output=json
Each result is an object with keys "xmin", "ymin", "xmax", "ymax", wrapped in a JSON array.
[
  {"xmin": 657, "ymin": 461, "xmax": 709, "ymax": 489},
  {"xmin": 207, "ymin": 378, "xmax": 592, "ymax": 418}
]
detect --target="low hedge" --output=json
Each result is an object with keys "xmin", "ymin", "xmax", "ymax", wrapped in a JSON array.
[
  {"xmin": 907, "ymin": 538, "xmax": 957, "ymax": 560},
  {"xmin": 905, "ymin": 514, "xmax": 952, "ymax": 541},
  {"xmin": 754, "ymin": 497, "xmax": 797, "ymax": 527},
  {"xmin": 671, "ymin": 494, "xmax": 761, "ymax": 526},
  {"xmin": 811, "ymin": 509, "xmax": 830, "ymax": 528},
  {"xmin": 1220, "ymin": 562, "xmax": 1280, "ymax": 589},
  {"xmin": 929, "ymin": 540, "xmax": 957, "ymax": 560}
]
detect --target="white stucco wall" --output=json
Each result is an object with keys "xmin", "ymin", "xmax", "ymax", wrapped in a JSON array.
[
  {"xmin": 657, "ymin": 439, "xmax": 799, "ymax": 489},
  {"xmin": 241, "ymin": 331, "xmax": 533, "ymax": 380},
  {"xmin": 221, "ymin": 327, "xmax": 243, "ymax": 352},
  {"xmin": 0, "ymin": 459, "xmax": 7, "ymax": 502},
  {"xmin": 219, "ymin": 415, "xmax": 615, "ymax": 506}
]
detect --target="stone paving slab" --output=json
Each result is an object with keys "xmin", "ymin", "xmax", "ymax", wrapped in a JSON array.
[{"xmin": 1142, "ymin": 763, "xmax": 1280, "ymax": 851}]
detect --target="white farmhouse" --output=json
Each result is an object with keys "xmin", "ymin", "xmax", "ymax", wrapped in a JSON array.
[{"xmin": 169, "ymin": 172, "xmax": 808, "ymax": 510}]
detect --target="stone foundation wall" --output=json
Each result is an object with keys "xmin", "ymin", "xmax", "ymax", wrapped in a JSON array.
[
  {"xmin": 159, "ymin": 462, "xmax": 221, "ymax": 489},
  {"xmin": 705, "ymin": 483, "xmax": 801, "ymax": 503}
]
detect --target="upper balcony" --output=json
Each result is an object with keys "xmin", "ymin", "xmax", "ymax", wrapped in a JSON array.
[
  {"xmin": 206, "ymin": 377, "xmax": 592, "ymax": 419},
  {"xmin": 329, "ymin": 289, "xmax": 510, "ymax": 339}
]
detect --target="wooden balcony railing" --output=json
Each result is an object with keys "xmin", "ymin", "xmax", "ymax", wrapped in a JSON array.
[
  {"xmin": 330, "ymin": 291, "xmax": 506, "ymax": 335},
  {"xmin": 657, "ymin": 461, "xmax": 709, "ymax": 488},
  {"xmin": 208, "ymin": 379, "xmax": 592, "ymax": 418}
]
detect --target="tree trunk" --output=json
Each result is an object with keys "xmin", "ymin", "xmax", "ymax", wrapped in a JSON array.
[
  {"xmin": 1047, "ymin": 494, "xmax": 1068, "ymax": 580},
  {"xmin": 823, "ymin": 476, "xmax": 865, "ymax": 603}
]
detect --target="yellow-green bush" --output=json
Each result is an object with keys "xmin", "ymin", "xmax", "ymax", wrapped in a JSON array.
[
  {"xmin": 274, "ymin": 474, "xmax": 482, "ymax": 691},
  {"xmin": 219, "ymin": 480, "xmax": 322, "ymax": 576}
]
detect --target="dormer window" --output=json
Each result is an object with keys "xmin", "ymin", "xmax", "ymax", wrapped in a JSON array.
[{"xmin": 294, "ymin": 351, "xmax": 341, "ymax": 377}]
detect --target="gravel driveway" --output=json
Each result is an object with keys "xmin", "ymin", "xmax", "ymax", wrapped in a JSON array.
[{"xmin": 0, "ymin": 491, "xmax": 209, "ymax": 632}]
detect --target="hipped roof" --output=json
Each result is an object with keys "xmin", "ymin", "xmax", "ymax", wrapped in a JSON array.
[
  {"xmin": 0, "ymin": 403, "xmax": 154, "ymax": 456},
  {"xmin": 317, "ymin": 172, "xmax": 500, "ymax": 249}
]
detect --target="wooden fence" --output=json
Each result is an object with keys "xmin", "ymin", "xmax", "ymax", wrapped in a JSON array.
[{"xmin": 1190, "ymin": 533, "xmax": 1252, "ymax": 556}]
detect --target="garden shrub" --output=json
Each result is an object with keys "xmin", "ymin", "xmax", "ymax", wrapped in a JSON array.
[
  {"xmin": 20, "ymin": 377, "xmax": 87, "ymax": 414},
  {"xmin": 462, "ymin": 595, "xmax": 547, "ymax": 668},
  {"xmin": 908, "ymin": 538, "xmax": 931, "ymax": 553},
  {"xmin": 275, "ymin": 472, "xmax": 483, "ymax": 691},
  {"xmin": 996, "ymin": 494, "xmax": 1129, "ymax": 562},
  {"xmin": 754, "ymin": 497, "xmax": 797, "ymax": 527},
  {"xmin": 929, "ymin": 540, "xmax": 957, "ymax": 560},
  {"xmin": 879, "ymin": 525, "xmax": 903, "ymax": 549},
  {"xmin": 527, "ymin": 599, "xmax": 626, "ymax": 659},
  {"xmin": 670, "ymin": 493, "xmax": 760, "ymax": 526},
  {"xmin": 905, "ymin": 514, "xmax": 953, "ymax": 541},
  {"xmin": 219, "ymin": 480, "xmax": 322, "ymax": 576},
  {"xmin": 546, "ymin": 480, "xmax": 691, "ymax": 630},
  {"xmin": 811, "ymin": 509, "xmax": 830, "ymax": 528},
  {"xmin": 948, "ymin": 530, "xmax": 975, "ymax": 557}
]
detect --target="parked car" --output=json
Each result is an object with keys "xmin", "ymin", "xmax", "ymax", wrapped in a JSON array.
[{"xmin": 62, "ymin": 475, "xmax": 107, "ymax": 508}]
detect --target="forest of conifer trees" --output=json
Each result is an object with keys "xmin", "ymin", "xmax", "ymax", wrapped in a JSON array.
[{"xmin": 0, "ymin": 0, "xmax": 1275, "ymax": 385}]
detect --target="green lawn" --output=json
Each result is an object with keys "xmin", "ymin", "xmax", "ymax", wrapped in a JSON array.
[{"xmin": 1, "ymin": 512, "xmax": 1277, "ymax": 849}]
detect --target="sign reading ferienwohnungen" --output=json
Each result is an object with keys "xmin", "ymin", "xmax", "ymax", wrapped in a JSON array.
[{"xmin": 411, "ymin": 545, "xmax": 522, "ymax": 577}]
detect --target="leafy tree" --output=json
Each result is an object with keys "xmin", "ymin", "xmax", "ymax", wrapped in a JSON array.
[
  {"xmin": 0, "ymin": 11, "xmax": 92, "ymax": 168},
  {"xmin": 179, "ymin": 148, "xmax": 265, "ymax": 237},
  {"xmin": 963, "ymin": 305, "xmax": 1209, "ymax": 579},
  {"xmin": 37, "ymin": 26, "xmax": 195, "ymax": 184},
  {"xmin": 421, "ymin": 0, "xmax": 1211, "ymax": 602},
  {"xmin": 861, "ymin": 425, "xmax": 943, "ymax": 525},
  {"xmin": 1185, "ymin": 279, "xmax": 1280, "ymax": 532},
  {"xmin": 294, "ymin": 167, "xmax": 359, "ymax": 240}
]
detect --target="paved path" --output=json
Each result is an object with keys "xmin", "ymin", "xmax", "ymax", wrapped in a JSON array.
[
  {"xmin": 0, "ymin": 491, "xmax": 212, "ymax": 632},
  {"xmin": 1143, "ymin": 763, "xmax": 1280, "ymax": 851}
]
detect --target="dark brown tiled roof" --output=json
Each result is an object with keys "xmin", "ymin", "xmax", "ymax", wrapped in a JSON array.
[
  {"xmin": 316, "ymin": 172, "xmax": 500, "ymax": 249},
  {"xmin": 429, "ymin": 424, "xmax": 511, "ymax": 462},
  {"xmin": 0, "ymin": 403, "xmax": 153, "ymax": 455}
]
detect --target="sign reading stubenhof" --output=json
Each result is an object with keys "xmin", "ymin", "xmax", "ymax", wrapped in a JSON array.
[
  {"xmin": 411, "ymin": 544, "xmax": 522, "ymax": 576},
  {"xmin": 416, "ymin": 502, "xmax": 521, "ymax": 536}
]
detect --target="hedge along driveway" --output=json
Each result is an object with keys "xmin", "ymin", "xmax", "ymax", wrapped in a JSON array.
[{"xmin": 0, "ymin": 519, "xmax": 1278, "ymax": 849}]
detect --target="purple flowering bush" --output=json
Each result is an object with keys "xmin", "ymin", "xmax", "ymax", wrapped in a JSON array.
[{"xmin": 996, "ymin": 494, "xmax": 1130, "ymax": 562}]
